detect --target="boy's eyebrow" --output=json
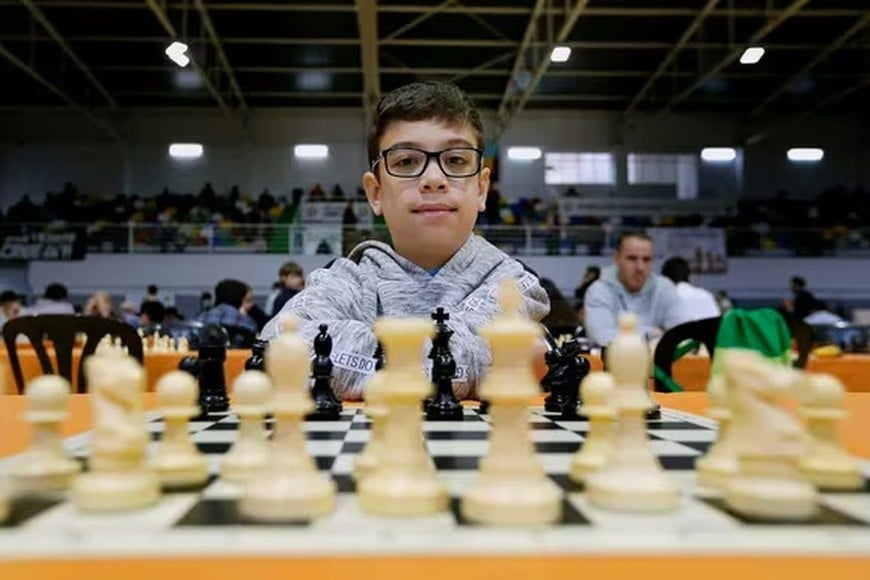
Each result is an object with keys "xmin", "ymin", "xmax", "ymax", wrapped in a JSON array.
[{"xmin": 385, "ymin": 138, "xmax": 477, "ymax": 150}]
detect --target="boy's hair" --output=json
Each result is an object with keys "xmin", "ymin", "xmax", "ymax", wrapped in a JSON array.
[
  {"xmin": 367, "ymin": 81, "xmax": 485, "ymax": 165},
  {"xmin": 0, "ymin": 290, "xmax": 20, "ymax": 304},
  {"xmin": 615, "ymin": 230, "xmax": 652, "ymax": 252},
  {"xmin": 279, "ymin": 261, "xmax": 303, "ymax": 277},
  {"xmin": 661, "ymin": 256, "xmax": 691, "ymax": 284},
  {"xmin": 43, "ymin": 282, "xmax": 68, "ymax": 301},
  {"xmin": 214, "ymin": 279, "xmax": 250, "ymax": 309}
]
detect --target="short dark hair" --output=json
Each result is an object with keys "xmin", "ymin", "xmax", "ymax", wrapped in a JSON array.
[
  {"xmin": 214, "ymin": 279, "xmax": 251, "ymax": 309},
  {"xmin": 147, "ymin": 284, "xmax": 158, "ymax": 294},
  {"xmin": 367, "ymin": 81, "xmax": 485, "ymax": 165},
  {"xmin": 43, "ymin": 282, "xmax": 68, "ymax": 301},
  {"xmin": 791, "ymin": 276, "xmax": 806, "ymax": 288},
  {"xmin": 0, "ymin": 290, "xmax": 20, "ymax": 304},
  {"xmin": 279, "ymin": 261, "xmax": 303, "ymax": 277},
  {"xmin": 661, "ymin": 256, "xmax": 691, "ymax": 284},
  {"xmin": 139, "ymin": 300, "xmax": 165, "ymax": 324},
  {"xmin": 616, "ymin": 230, "xmax": 652, "ymax": 252}
]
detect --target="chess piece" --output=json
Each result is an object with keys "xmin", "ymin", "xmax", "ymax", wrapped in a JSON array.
[
  {"xmin": 797, "ymin": 373, "xmax": 863, "ymax": 491},
  {"xmin": 373, "ymin": 342, "xmax": 385, "ymax": 371},
  {"xmin": 696, "ymin": 375, "xmax": 739, "ymax": 490},
  {"xmin": 72, "ymin": 353, "xmax": 160, "ymax": 511},
  {"xmin": 569, "ymin": 372, "xmax": 617, "ymax": 483},
  {"xmin": 220, "ymin": 370, "xmax": 272, "ymax": 483},
  {"xmin": 245, "ymin": 339, "xmax": 268, "ymax": 372},
  {"xmin": 358, "ymin": 316, "xmax": 448, "ymax": 516},
  {"xmin": 542, "ymin": 336, "xmax": 590, "ymax": 419},
  {"xmin": 307, "ymin": 324, "xmax": 342, "ymax": 421},
  {"xmin": 0, "ymin": 478, "xmax": 8, "ymax": 523},
  {"xmin": 354, "ymin": 369, "xmax": 388, "ymax": 482},
  {"xmin": 586, "ymin": 313, "xmax": 680, "ymax": 512},
  {"xmin": 196, "ymin": 325, "xmax": 230, "ymax": 417},
  {"xmin": 722, "ymin": 349, "xmax": 818, "ymax": 520},
  {"xmin": 461, "ymin": 279, "xmax": 562, "ymax": 525},
  {"xmin": 149, "ymin": 371, "xmax": 209, "ymax": 488},
  {"xmin": 240, "ymin": 315, "xmax": 336, "ymax": 521},
  {"xmin": 8, "ymin": 375, "xmax": 81, "ymax": 493},
  {"xmin": 177, "ymin": 336, "xmax": 190, "ymax": 354},
  {"xmin": 425, "ymin": 307, "xmax": 463, "ymax": 421}
]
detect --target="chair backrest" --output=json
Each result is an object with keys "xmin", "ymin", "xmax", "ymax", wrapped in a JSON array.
[
  {"xmin": 2, "ymin": 314, "xmax": 144, "ymax": 394},
  {"xmin": 652, "ymin": 316, "xmax": 722, "ymax": 392}
]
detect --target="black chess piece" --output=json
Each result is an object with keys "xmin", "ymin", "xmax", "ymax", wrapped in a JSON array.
[
  {"xmin": 195, "ymin": 324, "xmax": 230, "ymax": 418},
  {"xmin": 373, "ymin": 341, "xmax": 385, "ymax": 371},
  {"xmin": 306, "ymin": 323, "xmax": 342, "ymax": 421},
  {"xmin": 425, "ymin": 307, "xmax": 463, "ymax": 421},
  {"xmin": 540, "ymin": 329, "xmax": 590, "ymax": 419},
  {"xmin": 245, "ymin": 338, "xmax": 267, "ymax": 372}
]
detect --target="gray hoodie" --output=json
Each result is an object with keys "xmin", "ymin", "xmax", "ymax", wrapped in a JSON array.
[
  {"xmin": 260, "ymin": 234, "xmax": 550, "ymax": 400},
  {"xmin": 583, "ymin": 265, "xmax": 687, "ymax": 346}
]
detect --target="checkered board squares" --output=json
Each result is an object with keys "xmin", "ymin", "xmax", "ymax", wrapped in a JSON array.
[{"xmin": 2, "ymin": 406, "xmax": 870, "ymax": 559}]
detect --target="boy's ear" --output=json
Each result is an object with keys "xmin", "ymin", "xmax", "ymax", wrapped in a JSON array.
[
  {"xmin": 476, "ymin": 166, "xmax": 491, "ymax": 212},
  {"xmin": 362, "ymin": 171, "xmax": 383, "ymax": 216}
]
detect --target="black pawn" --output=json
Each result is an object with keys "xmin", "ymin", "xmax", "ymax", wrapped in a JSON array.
[
  {"xmin": 195, "ymin": 325, "xmax": 230, "ymax": 418},
  {"xmin": 541, "ymin": 332, "xmax": 590, "ymax": 419},
  {"xmin": 425, "ymin": 307, "xmax": 463, "ymax": 421},
  {"xmin": 307, "ymin": 323, "xmax": 342, "ymax": 421},
  {"xmin": 245, "ymin": 338, "xmax": 267, "ymax": 372}
]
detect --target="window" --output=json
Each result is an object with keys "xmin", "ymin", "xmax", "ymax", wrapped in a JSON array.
[
  {"xmin": 544, "ymin": 152, "xmax": 615, "ymax": 185},
  {"xmin": 627, "ymin": 153, "xmax": 698, "ymax": 199}
]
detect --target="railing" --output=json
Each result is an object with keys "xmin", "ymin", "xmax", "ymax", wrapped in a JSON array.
[{"xmin": 3, "ymin": 222, "xmax": 870, "ymax": 258}]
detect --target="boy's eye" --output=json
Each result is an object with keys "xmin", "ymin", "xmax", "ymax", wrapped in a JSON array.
[{"xmin": 444, "ymin": 155, "xmax": 468, "ymax": 167}]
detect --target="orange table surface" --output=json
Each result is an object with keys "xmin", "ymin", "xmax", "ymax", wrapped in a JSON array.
[
  {"xmin": 0, "ymin": 347, "xmax": 250, "ymax": 394},
  {"xmin": 1, "ymin": 393, "xmax": 869, "ymax": 578}
]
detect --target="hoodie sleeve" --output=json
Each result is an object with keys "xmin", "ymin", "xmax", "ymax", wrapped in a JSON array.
[
  {"xmin": 444, "ymin": 263, "xmax": 550, "ymax": 398},
  {"xmin": 259, "ymin": 259, "xmax": 378, "ymax": 400},
  {"xmin": 583, "ymin": 279, "xmax": 619, "ymax": 346}
]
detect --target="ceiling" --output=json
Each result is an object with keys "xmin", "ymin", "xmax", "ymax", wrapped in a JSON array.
[{"xmin": 0, "ymin": 0, "xmax": 867, "ymax": 134}]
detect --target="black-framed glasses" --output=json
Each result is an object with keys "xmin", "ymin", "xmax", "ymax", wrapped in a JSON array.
[{"xmin": 372, "ymin": 146, "xmax": 484, "ymax": 178}]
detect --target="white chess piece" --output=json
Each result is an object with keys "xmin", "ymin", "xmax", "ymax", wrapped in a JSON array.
[
  {"xmin": 696, "ymin": 375, "xmax": 739, "ymax": 490},
  {"xmin": 8, "ymin": 375, "xmax": 81, "ymax": 493},
  {"xmin": 72, "ymin": 353, "xmax": 160, "ymax": 511},
  {"xmin": 569, "ymin": 372, "xmax": 617, "ymax": 483},
  {"xmin": 461, "ymin": 279, "xmax": 562, "ymax": 525},
  {"xmin": 240, "ymin": 315, "xmax": 336, "ymax": 521},
  {"xmin": 177, "ymin": 336, "xmax": 190, "ymax": 354},
  {"xmin": 722, "ymin": 349, "xmax": 818, "ymax": 520},
  {"xmin": 358, "ymin": 317, "xmax": 448, "ymax": 516},
  {"xmin": 0, "ymin": 477, "xmax": 8, "ymax": 523},
  {"xmin": 353, "ymin": 370, "xmax": 388, "ymax": 482},
  {"xmin": 220, "ymin": 370, "xmax": 272, "ymax": 483},
  {"xmin": 586, "ymin": 313, "xmax": 681, "ymax": 512},
  {"xmin": 149, "ymin": 371, "xmax": 209, "ymax": 488},
  {"xmin": 797, "ymin": 373, "xmax": 863, "ymax": 491}
]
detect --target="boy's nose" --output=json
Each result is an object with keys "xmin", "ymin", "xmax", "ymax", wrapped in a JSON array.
[{"xmin": 419, "ymin": 162, "xmax": 448, "ymax": 191}]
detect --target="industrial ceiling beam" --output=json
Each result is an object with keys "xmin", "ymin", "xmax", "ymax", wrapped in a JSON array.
[
  {"xmin": 750, "ymin": 12, "xmax": 870, "ymax": 117},
  {"xmin": 356, "ymin": 0, "xmax": 380, "ymax": 129},
  {"xmin": 192, "ymin": 0, "xmax": 249, "ymax": 117},
  {"xmin": 496, "ymin": 0, "xmax": 546, "ymax": 135},
  {"xmin": 624, "ymin": 0, "xmax": 720, "ymax": 117},
  {"xmin": 0, "ymin": 40, "xmax": 119, "ymax": 139},
  {"xmin": 18, "ymin": 0, "xmax": 118, "ymax": 109},
  {"xmin": 496, "ymin": 0, "xmax": 590, "ymax": 136},
  {"xmin": 656, "ymin": 0, "xmax": 811, "ymax": 115},
  {"xmin": 144, "ymin": 0, "xmax": 231, "ymax": 118},
  {"xmin": 383, "ymin": 0, "xmax": 455, "ymax": 41},
  {"xmin": 811, "ymin": 76, "xmax": 870, "ymax": 112}
]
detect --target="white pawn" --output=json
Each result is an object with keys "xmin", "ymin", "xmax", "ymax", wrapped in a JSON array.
[
  {"xmin": 353, "ymin": 369, "xmax": 388, "ymax": 482},
  {"xmin": 177, "ymin": 336, "xmax": 190, "ymax": 354},
  {"xmin": 460, "ymin": 279, "xmax": 562, "ymax": 525},
  {"xmin": 220, "ymin": 371, "xmax": 272, "ymax": 483},
  {"xmin": 696, "ymin": 375, "xmax": 739, "ymax": 490},
  {"xmin": 240, "ymin": 315, "xmax": 336, "ymax": 521},
  {"xmin": 586, "ymin": 313, "xmax": 680, "ymax": 512},
  {"xmin": 798, "ymin": 373, "xmax": 864, "ymax": 491},
  {"xmin": 9, "ymin": 375, "xmax": 81, "ymax": 493},
  {"xmin": 149, "ymin": 371, "xmax": 209, "ymax": 488},
  {"xmin": 72, "ymin": 353, "xmax": 160, "ymax": 511},
  {"xmin": 569, "ymin": 372, "xmax": 617, "ymax": 484}
]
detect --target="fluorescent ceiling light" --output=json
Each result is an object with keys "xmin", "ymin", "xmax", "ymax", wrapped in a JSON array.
[
  {"xmin": 701, "ymin": 147, "xmax": 737, "ymax": 162},
  {"xmin": 165, "ymin": 41, "xmax": 190, "ymax": 68},
  {"xmin": 294, "ymin": 144, "xmax": 329, "ymax": 159},
  {"xmin": 550, "ymin": 46, "xmax": 571, "ymax": 63},
  {"xmin": 739, "ymin": 46, "xmax": 765, "ymax": 65},
  {"xmin": 168, "ymin": 143, "xmax": 203, "ymax": 159},
  {"xmin": 507, "ymin": 147, "xmax": 542, "ymax": 161},
  {"xmin": 787, "ymin": 148, "xmax": 824, "ymax": 162}
]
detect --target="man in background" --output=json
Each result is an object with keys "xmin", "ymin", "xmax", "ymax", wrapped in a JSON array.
[{"xmin": 661, "ymin": 256, "xmax": 720, "ymax": 322}]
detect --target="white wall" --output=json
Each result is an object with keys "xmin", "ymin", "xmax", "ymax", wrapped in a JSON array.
[{"xmin": 2, "ymin": 107, "xmax": 866, "ymax": 210}]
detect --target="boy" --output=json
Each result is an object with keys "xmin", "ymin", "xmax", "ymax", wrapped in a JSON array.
[{"xmin": 261, "ymin": 81, "xmax": 549, "ymax": 400}]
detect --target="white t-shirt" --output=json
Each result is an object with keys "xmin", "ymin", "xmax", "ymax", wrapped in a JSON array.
[{"xmin": 675, "ymin": 282, "xmax": 720, "ymax": 322}]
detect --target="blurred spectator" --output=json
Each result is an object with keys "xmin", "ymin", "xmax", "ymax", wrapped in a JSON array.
[
  {"xmin": 715, "ymin": 290, "xmax": 734, "ymax": 314},
  {"xmin": 28, "ymin": 283, "xmax": 75, "ymax": 315},
  {"xmin": 139, "ymin": 300, "xmax": 166, "ymax": 326},
  {"xmin": 263, "ymin": 280, "xmax": 283, "ymax": 319},
  {"xmin": 84, "ymin": 291, "xmax": 120, "ymax": 319},
  {"xmin": 785, "ymin": 276, "xmax": 818, "ymax": 321},
  {"xmin": 661, "ymin": 256, "xmax": 720, "ymax": 322},
  {"xmin": 0, "ymin": 290, "xmax": 22, "ymax": 328},
  {"xmin": 198, "ymin": 291, "xmax": 214, "ymax": 314},
  {"xmin": 197, "ymin": 279, "xmax": 258, "ymax": 333},
  {"xmin": 270, "ymin": 261, "xmax": 305, "ymax": 317},
  {"xmin": 539, "ymin": 278, "xmax": 579, "ymax": 332},
  {"xmin": 574, "ymin": 265, "xmax": 601, "ymax": 301},
  {"xmin": 144, "ymin": 284, "xmax": 160, "ymax": 303}
]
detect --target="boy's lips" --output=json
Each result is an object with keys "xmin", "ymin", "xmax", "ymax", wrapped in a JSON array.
[{"xmin": 412, "ymin": 204, "xmax": 457, "ymax": 214}]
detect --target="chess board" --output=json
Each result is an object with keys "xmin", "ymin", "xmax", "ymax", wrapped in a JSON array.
[{"xmin": 1, "ymin": 406, "xmax": 869, "ymax": 559}]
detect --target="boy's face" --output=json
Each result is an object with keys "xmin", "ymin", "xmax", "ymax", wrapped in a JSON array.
[
  {"xmin": 282, "ymin": 273, "xmax": 304, "ymax": 290},
  {"xmin": 362, "ymin": 119, "xmax": 490, "ymax": 269}
]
